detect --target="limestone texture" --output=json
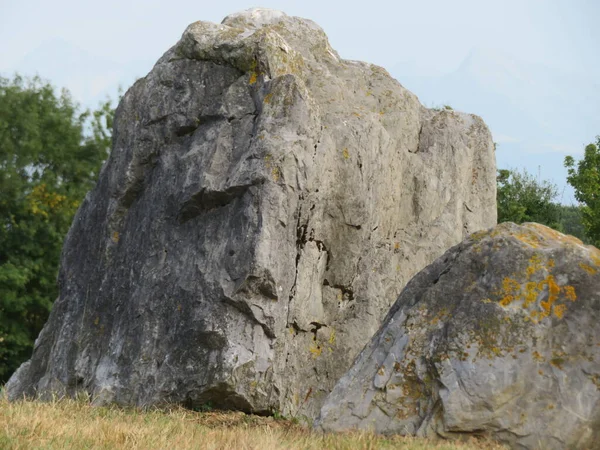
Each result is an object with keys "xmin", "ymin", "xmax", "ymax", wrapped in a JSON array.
[
  {"xmin": 317, "ymin": 223, "xmax": 600, "ymax": 449},
  {"xmin": 6, "ymin": 8, "xmax": 496, "ymax": 418}
]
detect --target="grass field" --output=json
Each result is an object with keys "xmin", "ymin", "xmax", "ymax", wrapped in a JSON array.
[{"xmin": 0, "ymin": 392, "xmax": 506, "ymax": 449}]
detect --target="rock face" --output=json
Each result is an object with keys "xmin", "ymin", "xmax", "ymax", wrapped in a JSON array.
[
  {"xmin": 6, "ymin": 8, "xmax": 496, "ymax": 418},
  {"xmin": 317, "ymin": 223, "xmax": 600, "ymax": 449}
]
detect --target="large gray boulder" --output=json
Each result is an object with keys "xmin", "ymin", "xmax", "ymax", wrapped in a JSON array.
[
  {"xmin": 317, "ymin": 222, "xmax": 600, "ymax": 449},
  {"xmin": 6, "ymin": 8, "xmax": 496, "ymax": 418}
]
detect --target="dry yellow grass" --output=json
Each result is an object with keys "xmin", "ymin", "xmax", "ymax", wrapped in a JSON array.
[{"xmin": 0, "ymin": 391, "xmax": 506, "ymax": 450}]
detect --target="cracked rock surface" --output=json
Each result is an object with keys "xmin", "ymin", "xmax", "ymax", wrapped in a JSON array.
[
  {"xmin": 317, "ymin": 223, "xmax": 600, "ymax": 449},
  {"xmin": 6, "ymin": 8, "xmax": 496, "ymax": 418}
]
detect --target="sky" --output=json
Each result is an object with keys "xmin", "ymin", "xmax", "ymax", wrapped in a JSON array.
[
  {"xmin": 1, "ymin": 0, "xmax": 599, "ymax": 202},
  {"xmin": 2, "ymin": 0, "xmax": 598, "ymax": 76}
]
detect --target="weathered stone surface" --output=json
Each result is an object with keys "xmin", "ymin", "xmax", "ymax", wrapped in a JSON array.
[
  {"xmin": 6, "ymin": 8, "xmax": 496, "ymax": 418},
  {"xmin": 317, "ymin": 223, "xmax": 600, "ymax": 449}
]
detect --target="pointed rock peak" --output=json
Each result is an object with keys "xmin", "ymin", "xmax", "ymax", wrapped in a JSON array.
[{"xmin": 222, "ymin": 8, "xmax": 289, "ymax": 29}]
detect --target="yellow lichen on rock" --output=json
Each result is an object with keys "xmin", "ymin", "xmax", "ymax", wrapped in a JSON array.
[
  {"xmin": 514, "ymin": 231, "xmax": 541, "ymax": 248},
  {"xmin": 499, "ymin": 277, "xmax": 521, "ymax": 306},
  {"xmin": 249, "ymin": 72, "xmax": 258, "ymax": 85},
  {"xmin": 264, "ymin": 153, "xmax": 280, "ymax": 182},
  {"xmin": 579, "ymin": 262, "xmax": 597, "ymax": 275},
  {"xmin": 328, "ymin": 330, "xmax": 336, "ymax": 345},
  {"xmin": 494, "ymin": 250, "xmax": 576, "ymax": 321},
  {"xmin": 271, "ymin": 167, "xmax": 280, "ymax": 182},
  {"xmin": 526, "ymin": 254, "xmax": 543, "ymax": 276},
  {"xmin": 309, "ymin": 342, "xmax": 322, "ymax": 358},
  {"xmin": 564, "ymin": 285, "xmax": 577, "ymax": 302}
]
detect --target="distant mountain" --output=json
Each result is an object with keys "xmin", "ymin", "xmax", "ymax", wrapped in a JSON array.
[
  {"xmin": 391, "ymin": 48, "xmax": 600, "ymax": 203},
  {"xmin": 8, "ymin": 38, "xmax": 154, "ymax": 109}
]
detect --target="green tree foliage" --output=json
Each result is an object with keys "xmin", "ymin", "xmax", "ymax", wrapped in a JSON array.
[
  {"xmin": 496, "ymin": 168, "xmax": 590, "ymax": 243},
  {"xmin": 565, "ymin": 137, "xmax": 600, "ymax": 247},
  {"xmin": 0, "ymin": 75, "xmax": 113, "ymax": 382},
  {"xmin": 557, "ymin": 205, "xmax": 588, "ymax": 242},
  {"xmin": 496, "ymin": 168, "xmax": 562, "ymax": 228}
]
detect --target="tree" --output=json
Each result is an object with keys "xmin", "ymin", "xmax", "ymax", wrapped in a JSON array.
[
  {"xmin": 556, "ymin": 204, "xmax": 589, "ymax": 243},
  {"xmin": 496, "ymin": 168, "xmax": 562, "ymax": 228},
  {"xmin": 565, "ymin": 137, "xmax": 600, "ymax": 247},
  {"xmin": 0, "ymin": 75, "xmax": 113, "ymax": 382}
]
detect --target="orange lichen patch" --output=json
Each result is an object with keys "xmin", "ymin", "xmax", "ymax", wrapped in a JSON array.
[
  {"xmin": 539, "ymin": 275, "xmax": 560, "ymax": 314},
  {"xmin": 342, "ymin": 148, "xmax": 350, "ymax": 159},
  {"xmin": 394, "ymin": 242, "xmax": 400, "ymax": 250},
  {"xmin": 526, "ymin": 254, "xmax": 543, "ymax": 276},
  {"xmin": 112, "ymin": 231, "xmax": 120, "ymax": 243},
  {"xmin": 263, "ymin": 93, "xmax": 273, "ymax": 104},
  {"xmin": 564, "ymin": 285, "xmax": 577, "ymax": 302},
  {"xmin": 499, "ymin": 277, "xmax": 521, "ymax": 306},
  {"xmin": 525, "ymin": 223, "xmax": 558, "ymax": 237},
  {"xmin": 494, "ymin": 252, "xmax": 576, "ymax": 322},
  {"xmin": 579, "ymin": 262, "xmax": 597, "ymax": 275},
  {"xmin": 553, "ymin": 304, "xmax": 567, "ymax": 319},
  {"xmin": 249, "ymin": 72, "xmax": 258, "ymax": 85},
  {"xmin": 523, "ymin": 282, "xmax": 539, "ymax": 308},
  {"xmin": 591, "ymin": 253, "xmax": 600, "ymax": 267},
  {"xmin": 514, "ymin": 231, "xmax": 541, "ymax": 248},
  {"xmin": 530, "ymin": 310, "xmax": 547, "ymax": 321},
  {"xmin": 526, "ymin": 223, "xmax": 594, "ymax": 251},
  {"xmin": 532, "ymin": 351, "xmax": 545, "ymax": 362}
]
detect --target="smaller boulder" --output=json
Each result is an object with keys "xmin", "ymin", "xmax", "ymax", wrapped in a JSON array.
[{"xmin": 317, "ymin": 223, "xmax": 600, "ymax": 450}]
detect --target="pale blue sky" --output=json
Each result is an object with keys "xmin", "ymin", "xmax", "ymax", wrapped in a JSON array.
[
  {"xmin": 1, "ymin": 0, "xmax": 599, "ymax": 202},
  {"xmin": 2, "ymin": 0, "xmax": 598, "ymax": 75}
]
